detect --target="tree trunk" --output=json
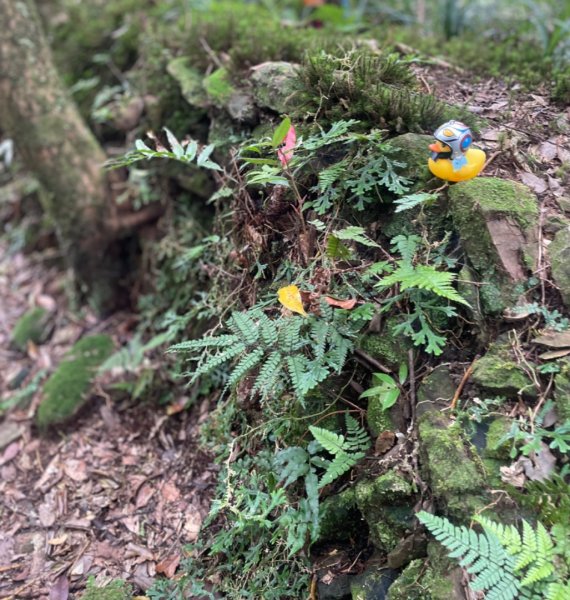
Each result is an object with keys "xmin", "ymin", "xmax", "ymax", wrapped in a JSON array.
[{"xmin": 0, "ymin": 0, "xmax": 122, "ymax": 313}]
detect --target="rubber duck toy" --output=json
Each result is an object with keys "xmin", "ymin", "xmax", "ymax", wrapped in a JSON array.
[{"xmin": 428, "ymin": 121, "xmax": 486, "ymax": 182}]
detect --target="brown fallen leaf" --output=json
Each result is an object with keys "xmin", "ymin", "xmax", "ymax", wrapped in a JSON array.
[
  {"xmin": 375, "ymin": 431, "xmax": 396, "ymax": 455},
  {"xmin": 532, "ymin": 330, "xmax": 570, "ymax": 348},
  {"xmin": 49, "ymin": 574, "xmax": 69, "ymax": 600},
  {"xmin": 324, "ymin": 297, "xmax": 357, "ymax": 310},
  {"xmin": 156, "ymin": 553, "xmax": 181, "ymax": 578},
  {"xmin": 520, "ymin": 172, "xmax": 547, "ymax": 194},
  {"xmin": 539, "ymin": 349, "xmax": 570, "ymax": 360},
  {"xmin": 47, "ymin": 534, "xmax": 68, "ymax": 546}
]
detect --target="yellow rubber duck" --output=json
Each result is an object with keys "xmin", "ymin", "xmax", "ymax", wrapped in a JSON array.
[{"xmin": 427, "ymin": 121, "xmax": 486, "ymax": 182}]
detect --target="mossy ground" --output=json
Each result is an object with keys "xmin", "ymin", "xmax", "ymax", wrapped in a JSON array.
[
  {"xmin": 36, "ymin": 335, "xmax": 114, "ymax": 428},
  {"xmin": 11, "ymin": 306, "xmax": 50, "ymax": 351}
]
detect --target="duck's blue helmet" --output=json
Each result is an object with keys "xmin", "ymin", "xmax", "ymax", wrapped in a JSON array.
[{"xmin": 433, "ymin": 120, "xmax": 473, "ymax": 170}]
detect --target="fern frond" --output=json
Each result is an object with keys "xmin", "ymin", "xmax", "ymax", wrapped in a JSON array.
[
  {"xmin": 345, "ymin": 414, "xmax": 370, "ymax": 452},
  {"xmin": 516, "ymin": 520, "xmax": 539, "ymax": 573},
  {"xmin": 279, "ymin": 317, "xmax": 304, "ymax": 353},
  {"xmin": 169, "ymin": 334, "xmax": 239, "ymax": 352},
  {"xmin": 319, "ymin": 451, "xmax": 362, "ymax": 488},
  {"xmin": 228, "ymin": 347, "xmax": 264, "ymax": 387},
  {"xmin": 521, "ymin": 522, "xmax": 554, "ymax": 586},
  {"xmin": 228, "ymin": 312, "xmax": 260, "ymax": 346},
  {"xmin": 259, "ymin": 315, "xmax": 279, "ymax": 347},
  {"xmin": 191, "ymin": 342, "xmax": 246, "ymax": 381},
  {"xmin": 286, "ymin": 355, "xmax": 310, "ymax": 400},
  {"xmin": 476, "ymin": 516, "xmax": 522, "ymax": 557},
  {"xmin": 252, "ymin": 350, "xmax": 283, "ymax": 396},
  {"xmin": 417, "ymin": 512, "xmax": 520, "ymax": 600},
  {"xmin": 547, "ymin": 582, "xmax": 570, "ymax": 600},
  {"xmin": 309, "ymin": 426, "xmax": 346, "ymax": 455}
]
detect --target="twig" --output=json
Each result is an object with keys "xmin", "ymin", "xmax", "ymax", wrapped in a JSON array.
[
  {"xmin": 408, "ymin": 349, "xmax": 416, "ymax": 425},
  {"xmin": 483, "ymin": 150, "xmax": 500, "ymax": 171},
  {"xmin": 354, "ymin": 348, "xmax": 391, "ymax": 374},
  {"xmin": 450, "ymin": 358, "xmax": 477, "ymax": 410}
]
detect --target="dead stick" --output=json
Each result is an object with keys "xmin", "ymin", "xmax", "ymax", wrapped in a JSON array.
[{"xmin": 450, "ymin": 359, "xmax": 477, "ymax": 410}]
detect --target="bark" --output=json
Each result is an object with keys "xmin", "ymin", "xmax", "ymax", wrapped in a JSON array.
[{"xmin": 0, "ymin": 0, "xmax": 121, "ymax": 313}]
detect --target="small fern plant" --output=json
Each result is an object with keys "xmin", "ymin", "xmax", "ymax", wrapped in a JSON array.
[
  {"xmin": 169, "ymin": 302, "xmax": 359, "ymax": 402},
  {"xmin": 372, "ymin": 235, "xmax": 469, "ymax": 355},
  {"xmin": 418, "ymin": 511, "xmax": 570, "ymax": 600},
  {"xmin": 309, "ymin": 414, "xmax": 370, "ymax": 487}
]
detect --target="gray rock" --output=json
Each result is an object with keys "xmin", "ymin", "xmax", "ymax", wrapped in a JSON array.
[
  {"xmin": 549, "ymin": 226, "xmax": 570, "ymax": 307},
  {"xmin": 250, "ymin": 61, "xmax": 299, "ymax": 113}
]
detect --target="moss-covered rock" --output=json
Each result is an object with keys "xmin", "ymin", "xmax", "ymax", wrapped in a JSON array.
[
  {"xmin": 386, "ymin": 543, "xmax": 462, "ymax": 600},
  {"xmin": 36, "ymin": 335, "xmax": 114, "ymax": 428},
  {"xmin": 448, "ymin": 177, "xmax": 539, "ymax": 314},
  {"xmin": 549, "ymin": 226, "xmax": 570, "ymax": 308},
  {"xmin": 554, "ymin": 358, "xmax": 570, "ymax": 423},
  {"xmin": 359, "ymin": 324, "xmax": 410, "ymax": 369},
  {"xmin": 471, "ymin": 340, "xmax": 536, "ymax": 399},
  {"xmin": 319, "ymin": 488, "xmax": 362, "ymax": 543},
  {"xmin": 350, "ymin": 564, "xmax": 399, "ymax": 600},
  {"xmin": 418, "ymin": 411, "xmax": 486, "ymax": 519},
  {"xmin": 203, "ymin": 67, "xmax": 236, "ymax": 106},
  {"xmin": 484, "ymin": 416, "xmax": 512, "ymax": 460},
  {"xmin": 11, "ymin": 307, "xmax": 51, "ymax": 352},
  {"xmin": 250, "ymin": 61, "xmax": 299, "ymax": 114},
  {"xmin": 166, "ymin": 57, "xmax": 209, "ymax": 108},
  {"xmin": 355, "ymin": 471, "xmax": 414, "ymax": 552},
  {"xmin": 416, "ymin": 366, "xmax": 456, "ymax": 417}
]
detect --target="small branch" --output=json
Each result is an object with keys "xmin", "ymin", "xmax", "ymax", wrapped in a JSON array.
[
  {"xmin": 450, "ymin": 358, "xmax": 477, "ymax": 410},
  {"xmin": 354, "ymin": 348, "xmax": 391, "ymax": 374}
]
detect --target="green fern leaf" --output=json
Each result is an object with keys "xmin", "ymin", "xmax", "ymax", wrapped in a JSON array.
[
  {"xmin": 252, "ymin": 351, "xmax": 282, "ymax": 396},
  {"xmin": 345, "ymin": 414, "xmax": 370, "ymax": 452},
  {"xmin": 273, "ymin": 447, "xmax": 310, "ymax": 488},
  {"xmin": 191, "ymin": 342, "xmax": 246, "ymax": 380},
  {"xmin": 169, "ymin": 334, "xmax": 239, "ymax": 351},
  {"xmin": 228, "ymin": 346, "xmax": 264, "ymax": 387},
  {"xmin": 286, "ymin": 355, "xmax": 310, "ymax": 399},
  {"xmin": 279, "ymin": 317, "xmax": 304, "ymax": 353},
  {"xmin": 319, "ymin": 451, "xmax": 362, "ymax": 488},
  {"xmin": 547, "ymin": 582, "xmax": 570, "ymax": 600},
  {"xmin": 259, "ymin": 315, "xmax": 279, "ymax": 347},
  {"xmin": 228, "ymin": 312, "xmax": 260, "ymax": 346},
  {"xmin": 309, "ymin": 426, "xmax": 346, "ymax": 455}
]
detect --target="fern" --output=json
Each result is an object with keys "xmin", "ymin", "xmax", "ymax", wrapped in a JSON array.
[
  {"xmin": 309, "ymin": 415, "xmax": 369, "ymax": 488},
  {"xmin": 419, "ymin": 512, "xmax": 564, "ymax": 600},
  {"xmin": 418, "ymin": 512, "xmax": 520, "ymax": 600},
  {"xmin": 172, "ymin": 303, "xmax": 360, "ymax": 401}
]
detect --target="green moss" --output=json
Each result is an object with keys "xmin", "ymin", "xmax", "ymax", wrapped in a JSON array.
[
  {"xmin": 386, "ymin": 559, "xmax": 428, "ymax": 600},
  {"xmin": 389, "ymin": 133, "xmax": 433, "ymax": 186},
  {"xmin": 554, "ymin": 359, "xmax": 570, "ymax": 423},
  {"xmin": 416, "ymin": 366, "xmax": 456, "ymax": 415},
  {"xmin": 319, "ymin": 488, "xmax": 362, "ymax": 543},
  {"xmin": 418, "ymin": 411, "xmax": 486, "ymax": 518},
  {"xmin": 203, "ymin": 68, "xmax": 235, "ymax": 106},
  {"xmin": 484, "ymin": 417, "xmax": 512, "ymax": 460},
  {"xmin": 78, "ymin": 577, "xmax": 132, "ymax": 600},
  {"xmin": 472, "ymin": 342, "xmax": 536, "ymax": 400},
  {"xmin": 355, "ymin": 471, "xmax": 414, "ymax": 552},
  {"xmin": 449, "ymin": 177, "xmax": 538, "ymax": 314},
  {"xmin": 11, "ymin": 307, "xmax": 50, "ymax": 351},
  {"xmin": 549, "ymin": 227, "xmax": 570, "ymax": 307},
  {"xmin": 166, "ymin": 57, "xmax": 209, "ymax": 108},
  {"xmin": 296, "ymin": 48, "xmax": 476, "ymax": 133},
  {"xmin": 36, "ymin": 335, "xmax": 114, "ymax": 428}
]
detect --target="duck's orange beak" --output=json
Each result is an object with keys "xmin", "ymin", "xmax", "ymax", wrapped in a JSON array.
[{"xmin": 429, "ymin": 141, "xmax": 450, "ymax": 153}]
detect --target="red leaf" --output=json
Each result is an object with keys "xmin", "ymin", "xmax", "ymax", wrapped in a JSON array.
[
  {"xmin": 324, "ymin": 297, "xmax": 357, "ymax": 310},
  {"xmin": 277, "ymin": 125, "xmax": 296, "ymax": 167}
]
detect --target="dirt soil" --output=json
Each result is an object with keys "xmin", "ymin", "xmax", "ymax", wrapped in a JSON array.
[{"xmin": 0, "ymin": 58, "xmax": 569, "ymax": 599}]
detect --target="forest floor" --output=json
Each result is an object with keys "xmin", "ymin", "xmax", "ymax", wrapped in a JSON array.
[{"xmin": 0, "ymin": 58, "xmax": 569, "ymax": 599}]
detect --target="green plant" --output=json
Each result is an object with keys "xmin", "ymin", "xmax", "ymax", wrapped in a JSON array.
[
  {"xmin": 359, "ymin": 363, "xmax": 408, "ymax": 411},
  {"xmin": 372, "ymin": 235, "xmax": 469, "ymax": 355},
  {"xmin": 170, "ymin": 301, "xmax": 361, "ymax": 402},
  {"xmin": 79, "ymin": 576, "xmax": 132, "ymax": 600},
  {"xmin": 308, "ymin": 413, "xmax": 370, "ymax": 487},
  {"xmin": 418, "ymin": 511, "xmax": 570, "ymax": 600},
  {"xmin": 513, "ymin": 303, "xmax": 570, "ymax": 332},
  {"xmin": 105, "ymin": 128, "xmax": 222, "ymax": 171},
  {"xmin": 499, "ymin": 400, "xmax": 570, "ymax": 458}
]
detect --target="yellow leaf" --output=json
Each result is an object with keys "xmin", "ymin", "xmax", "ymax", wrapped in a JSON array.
[{"xmin": 278, "ymin": 285, "xmax": 307, "ymax": 316}]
